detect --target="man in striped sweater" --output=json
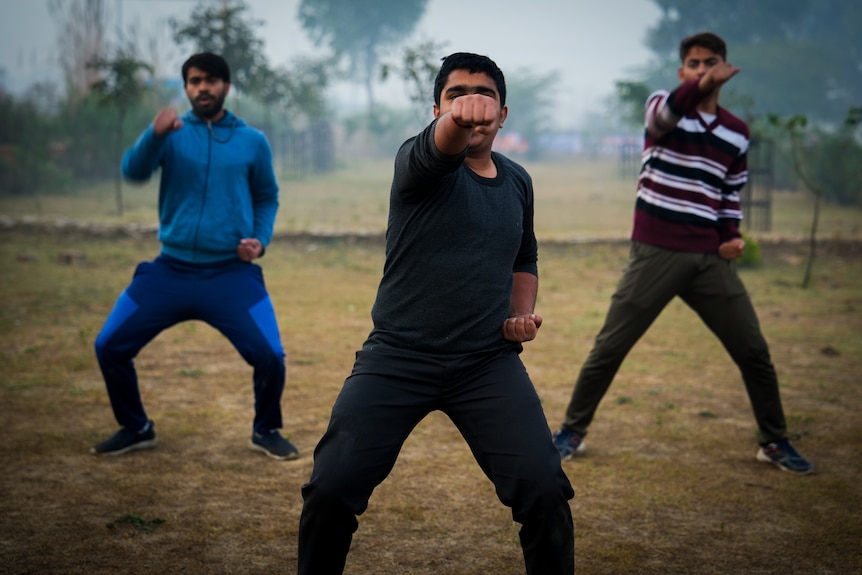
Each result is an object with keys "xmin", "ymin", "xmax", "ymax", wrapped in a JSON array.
[{"xmin": 553, "ymin": 32, "xmax": 814, "ymax": 474}]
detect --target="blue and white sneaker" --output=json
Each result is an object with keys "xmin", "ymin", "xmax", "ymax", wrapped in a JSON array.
[
  {"xmin": 553, "ymin": 429, "xmax": 586, "ymax": 460},
  {"xmin": 756, "ymin": 438, "xmax": 815, "ymax": 474}
]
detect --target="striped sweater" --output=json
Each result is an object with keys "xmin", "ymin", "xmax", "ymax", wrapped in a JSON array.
[{"xmin": 632, "ymin": 79, "xmax": 749, "ymax": 253}]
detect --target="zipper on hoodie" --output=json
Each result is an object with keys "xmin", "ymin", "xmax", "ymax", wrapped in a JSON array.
[{"xmin": 191, "ymin": 120, "xmax": 213, "ymax": 262}]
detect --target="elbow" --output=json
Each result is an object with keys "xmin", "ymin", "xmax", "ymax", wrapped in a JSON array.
[{"xmin": 121, "ymin": 156, "xmax": 151, "ymax": 183}]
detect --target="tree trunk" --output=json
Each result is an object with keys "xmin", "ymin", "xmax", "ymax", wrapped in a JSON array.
[
  {"xmin": 115, "ymin": 108, "xmax": 124, "ymax": 216},
  {"xmin": 801, "ymin": 190, "xmax": 821, "ymax": 289},
  {"xmin": 364, "ymin": 43, "xmax": 376, "ymax": 116}
]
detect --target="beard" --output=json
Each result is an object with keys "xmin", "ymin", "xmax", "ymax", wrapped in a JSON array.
[{"xmin": 190, "ymin": 91, "xmax": 227, "ymax": 120}]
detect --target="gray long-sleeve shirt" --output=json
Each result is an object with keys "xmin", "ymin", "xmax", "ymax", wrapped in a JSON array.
[{"xmin": 363, "ymin": 119, "xmax": 538, "ymax": 355}]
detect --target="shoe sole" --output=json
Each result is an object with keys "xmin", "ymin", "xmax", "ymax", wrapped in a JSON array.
[
  {"xmin": 756, "ymin": 449, "xmax": 816, "ymax": 475},
  {"xmin": 91, "ymin": 438, "xmax": 158, "ymax": 456},
  {"xmin": 250, "ymin": 441, "xmax": 299, "ymax": 461}
]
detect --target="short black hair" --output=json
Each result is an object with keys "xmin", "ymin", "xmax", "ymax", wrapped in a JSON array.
[
  {"xmin": 181, "ymin": 52, "xmax": 231, "ymax": 85},
  {"xmin": 433, "ymin": 52, "xmax": 506, "ymax": 107},
  {"xmin": 679, "ymin": 32, "xmax": 727, "ymax": 62}
]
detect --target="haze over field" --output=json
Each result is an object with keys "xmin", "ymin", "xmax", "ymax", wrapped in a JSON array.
[{"xmin": 0, "ymin": 0, "xmax": 661, "ymax": 127}]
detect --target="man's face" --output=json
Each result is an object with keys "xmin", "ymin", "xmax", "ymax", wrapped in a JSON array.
[
  {"xmin": 185, "ymin": 66, "xmax": 230, "ymax": 120},
  {"xmin": 678, "ymin": 46, "xmax": 724, "ymax": 85},
  {"xmin": 433, "ymin": 69, "xmax": 507, "ymax": 154}
]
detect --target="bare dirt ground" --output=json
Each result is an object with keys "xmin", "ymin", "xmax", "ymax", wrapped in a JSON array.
[{"xmin": 1, "ymin": 228, "xmax": 861, "ymax": 575}]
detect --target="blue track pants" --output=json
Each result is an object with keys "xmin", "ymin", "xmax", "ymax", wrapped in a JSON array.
[{"xmin": 94, "ymin": 255, "xmax": 286, "ymax": 433}]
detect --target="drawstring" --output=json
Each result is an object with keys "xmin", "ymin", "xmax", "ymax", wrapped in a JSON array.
[{"xmin": 207, "ymin": 119, "xmax": 237, "ymax": 143}]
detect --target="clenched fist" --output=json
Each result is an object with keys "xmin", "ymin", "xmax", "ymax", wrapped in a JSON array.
[
  {"xmin": 502, "ymin": 313, "xmax": 543, "ymax": 343},
  {"xmin": 450, "ymin": 93, "xmax": 500, "ymax": 129},
  {"xmin": 718, "ymin": 237, "xmax": 745, "ymax": 260},
  {"xmin": 153, "ymin": 108, "xmax": 184, "ymax": 137},
  {"xmin": 237, "ymin": 238, "xmax": 264, "ymax": 262}
]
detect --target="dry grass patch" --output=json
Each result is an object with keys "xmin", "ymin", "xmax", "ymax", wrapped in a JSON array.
[{"xmin": 1, "ymin": 229, "xmax": 861, "ymax": 575}]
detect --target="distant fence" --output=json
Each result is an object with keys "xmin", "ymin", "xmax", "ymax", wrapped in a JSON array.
[
  {"xmin": 264, "ymin": 121, "xmax": 335, "ymax": 179},
  {"xmin": 742, "ymin": 138, "xmax": 774, "ymax": 233},
  {"xmin": 617, "ymin": 141, "xmax": 641, "ymax": 180}
]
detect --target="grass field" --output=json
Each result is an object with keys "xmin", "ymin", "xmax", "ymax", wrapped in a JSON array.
[
  {"xmin": 1, "ymin": 160, "xmax": 861, "ymax": 574},
  {"xmin": 2, "ymin": 159, "xmax": 861, "ymax": 241}
]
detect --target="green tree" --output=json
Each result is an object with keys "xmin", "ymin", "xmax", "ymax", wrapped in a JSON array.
[
  {"xmin": 298, "ymin": 0, "xmax": 428, "ymax": 113},
  {"xmin": 380, "ymin": 38, "xmax": 448, "ymax": 126},
  {"xmin": 170, "ymin": 0, "xmax": 270, "ymax": 107},
  {"xmin": 88, "ymin": 50, "xmax": 154, "ymax": 215},
  {"xmin": 768, "ymin": 108, "xmax": 862, "ymax": 288},
  {"xmin": 642, "ymin": 0, "xmax": 861, "ymax": 122},
  {"xmin": 0, "ymin": 89, "xmax": 68, "ymax": 198},
  {"xmin": 256, "ymin": 56, "xmax": 332, "ymax": 124},
  {"xmin": 613, "ymin": 80, "xmax": 652, "ymax": 129},
  {"xmin": 254, "ymin": 56, "xmax": 335, "ymax": 174}
]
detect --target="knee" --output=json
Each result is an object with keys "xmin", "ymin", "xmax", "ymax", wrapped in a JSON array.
[
  {"xmin": 302, "ymin": 477, "xmax": 367, "ymax": 518},
  {"xmin": 242, "ymin": 338, "xmax": 285, "ymax": 370},
  {"xmin": 257, "ymin": 349, "xmax": 286, "ymax": 377},
  {"xmin": 507, "ymin": 465, "xmax": 574, "ymax": 521},
  {"xmin": 730, "ymin": 335, "xmax": 772, "ymax": 366},
  {"xmin": 94, "ymin": 330, "xmax": 116, "ymax": 362}
]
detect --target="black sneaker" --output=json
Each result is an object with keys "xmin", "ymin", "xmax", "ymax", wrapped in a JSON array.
[
  {"xmin": 91, "ymin": 421, "xmax": 158, "ymax": 456},
  {"xmin": 756, "ymin": 438, "xmax": 815, "ymax": 474},
  {"xmin": 251, "ymin": 429, "xmax": 299, "ymax": 460}
]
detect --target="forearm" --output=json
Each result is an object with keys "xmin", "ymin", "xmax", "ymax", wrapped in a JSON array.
[
  {"xmin": 252, "ymin": 195, "xmax": 278, "ymax": 246},
  {"xmin": 510, "ymin": 271, "xmax": 538, "ymax": 316},
  {"xmin": 121, "ymin": 127, "xmax": 163, "ymax": 182},
  {"xmin": 250, "ymin": 144, "xmax": 279, "ymax": 245},
  {"xmin": 433, "ymin": 113, "xmax": 473, "ymax": 155},
  {"xmin": 646, "ymin": 81, "xmax": 708, "ymax": 139}
]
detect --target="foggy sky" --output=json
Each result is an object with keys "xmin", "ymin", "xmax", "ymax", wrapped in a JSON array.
[{"xmin": 0, "ymin": 0, "xmax": 661, "ymax": 127}]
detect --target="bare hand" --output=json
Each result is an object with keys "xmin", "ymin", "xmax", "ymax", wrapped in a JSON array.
[
  {"xmin": 501, "ymin": 313, "xmax": 543, "ymax": 343},
  {"xmin": 718, "ymin": 237, "xmax": 745, "ymax": 260},
  {"xmin": 153, "ymin": 108, "xmax": 184, "ymax": 137},
  {"xmin": 450, "ymin": 94, "xmax": 500, "ymax": 129},
  {"xmin": 699, "ymin": 61, "xmax": 740, "ymax": 93},
  {"xmin": 236, "ymin": 238, "xmax": 263, "ymax": 262}
]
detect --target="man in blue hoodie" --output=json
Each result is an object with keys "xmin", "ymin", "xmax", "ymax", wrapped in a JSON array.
[{"xmin": 91, "ymin": 53, "xmax": 297, "ymax": 460}]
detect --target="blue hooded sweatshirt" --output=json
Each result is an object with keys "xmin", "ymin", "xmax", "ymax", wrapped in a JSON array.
[{"xmin": 122, "ymin": 110, "xmax": 279, "ymax": 263}]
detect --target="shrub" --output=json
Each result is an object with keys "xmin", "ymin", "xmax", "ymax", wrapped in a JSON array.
[{"xmin": 738, "ymin": 230, "xmax": 762, "ymax": 268}]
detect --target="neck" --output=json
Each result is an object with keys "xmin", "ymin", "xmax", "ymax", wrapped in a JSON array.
[
  {"xmin": 465, "ymin": 154, "xmax": 497, "ymax": 178},
  {"xmin": 199, "ymin": 109, "xmax": 227, "ymax": 123},
  {"xmin": 697, "ymin": 91, "xmax": 720, "ymax": 115}
]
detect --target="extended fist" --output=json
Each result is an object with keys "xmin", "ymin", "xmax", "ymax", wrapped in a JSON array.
[
  {"xmin": 450, "ymin": 94, "xmax": 500, "ymax": 129},
  {"xmin": 699, "ymin": 61, "xmax": 740, "ymax": 93},
  {"xmin": 153, "ymin": 108, "xmax": 184, "ymax": 137}
]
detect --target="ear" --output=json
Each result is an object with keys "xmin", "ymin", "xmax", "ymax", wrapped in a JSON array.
[
  {"xmin": 677, "ymin": 67, "xmax": 684, "ymax": 83},
  {"xmin": 224, "ymin": 82, "xmax": 231, "ymax": 96},
  {"xmin": 499, "ymin": 105, "xmax": 508, "ymax": 128},
  {"xmin": 433, "ymin": 104, "xmax": 440, "ymax": 119}
]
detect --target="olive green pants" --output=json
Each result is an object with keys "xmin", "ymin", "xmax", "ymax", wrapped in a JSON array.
[{"xmin": 562, "ymin": 241, "xmax": 786, "ymax": 444}]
